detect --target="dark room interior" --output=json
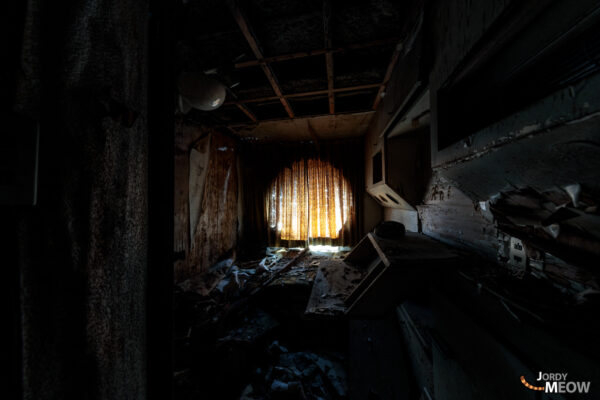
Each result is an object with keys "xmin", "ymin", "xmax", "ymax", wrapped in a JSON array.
[{"xmin": 3, "ymin": 0, "xmax": 600, "ymax": 399}]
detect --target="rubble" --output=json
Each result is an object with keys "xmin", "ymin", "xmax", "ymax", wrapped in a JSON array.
[
  {"xmin": 218, "ymin": 308, "xmax": 279, "ymax": 345},
  {"xmin": 173, "ymin": 249, "xmax": 351, "ymax": 399},
  {"xmin": 242, "ymin": 345, "xmax": 348, "ymax": 400},
  {"xmin": 177, "ymin": 257, "xmax": 235, "ymax": 296}
]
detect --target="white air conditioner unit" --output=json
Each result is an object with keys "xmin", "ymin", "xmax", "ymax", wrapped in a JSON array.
[{"xmin": 366, "ymin": 90, "xmax": 430, "ymax": 211}]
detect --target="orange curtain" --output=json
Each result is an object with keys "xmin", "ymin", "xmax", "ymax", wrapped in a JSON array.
[
  {"xmin": 267, "ymin": 159, "xmax": 308, "ymax": 241},
  {"xmin": 267, "ymin": 158, "xmax": 354, "ymax": 242}
]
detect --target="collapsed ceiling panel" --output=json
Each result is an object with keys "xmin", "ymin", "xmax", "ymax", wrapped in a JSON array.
[
  {"xmin": 288, "ymin": 96, "xmax": 331, "ymax": 117},
  {"xmin": 271, "ymin": 57, "xmax": 328, "ymax": 95},
  {"xmin": 334, "ymin": 46, "xmax": 392, "ymax": 87},
  {"xmin": 235, "ymin": 66, "xmax": 275, "ymax": 98},
  {"xmin": 176, "ymin": 0, "xmax": 407, "ymax": 139},
  {"xmin": 335, "ymin": 89, "xmax": 379, "ymax": 113},
  {"xmin": 333, "ymin": 0, "xmax": 404, "ymax": 45},
  {"xmin": 250, "ymin": 101, "xmax": 290, "ymax": 121},
  {"xmin": 248, "ymin": 9, "xmax": 324, "ymax": 56},
  {"xmin": 233, "ymin": 112, "xmax": 375, "ymax": 141}
]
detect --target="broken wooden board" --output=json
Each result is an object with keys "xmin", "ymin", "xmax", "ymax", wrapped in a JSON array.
[
  {"xmin": 305, "ymin": 233, "xmax": 460, "ymax": 318},
  {"xmin": 345, "ymin": 233, "xmax": 458, "ymax": 309},
  {"xmin": 343, "ymin": 258, "xmax": 386, "ymax": 308},
  {"xmin": 342, "ymin": 233, "xmax": 391, "ymax": 307},
  {"xmin": 345, "ymin": 233, "xmax": 460, "ymax": 317},
  {"xmin": 344, "ymin": 232, "xmax": 390, "ymax": 268},
  {"xmin": 267, "ymin": 256, "xmax": 323, "ymax": 287},
  {"xmin": 304, "ymin": 260, "xmax": 363, "ymax": 318},
  {"xmin": 375, "ymin": 233, "xmax": 459, "ymax": 264},
  {"xmin": 250, "ymin": 248, "xmax": 308, "ymax": 295}
]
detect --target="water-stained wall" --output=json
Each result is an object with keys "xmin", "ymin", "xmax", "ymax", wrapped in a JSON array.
[{"xmin": 174, "ymin": 121, "xmax": 239, "ymax": 282}]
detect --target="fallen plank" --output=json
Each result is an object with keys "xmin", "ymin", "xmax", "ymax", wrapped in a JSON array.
[
  {"xmin": 305, "ymin": 259, "xmax": 362, "ymax": 317},
  {"xmin": 250, "ymin": 248, "xmax": 308, "ymax": 296}
]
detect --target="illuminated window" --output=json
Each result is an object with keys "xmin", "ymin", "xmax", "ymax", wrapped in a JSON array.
[{"xmin": 267, "ymin": 159, "xmax": 353, "ymax": 241}]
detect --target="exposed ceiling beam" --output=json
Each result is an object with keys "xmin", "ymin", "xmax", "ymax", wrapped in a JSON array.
[
  {"xmin": 234, "ymin": 37, "xmax": 400, "ymax": 68},
  {"xmin": 224, "ymin": 83, "xmax": 381, "ymax": 105},
  {"xmin": 235, "ymin": 103, "xmax": 257, "ymax": 122},
  {"xmin": 227, "ymin": 96, "xmax": 279, "ymax": 105},
  {"xmin": 236, "ymin": 49, "xmax": 328, "ymax": 68},
  {"xmin": 372, "ymin": 41, "xmax": 403, "ymax": 110},
  {"xmin": 259, "ymin": 65, "xmax": 294, "ymax": 118},
  {"xmin": 323, "ymin": 0, "xmax": 335, "ymax": 114},
  {"xmin": 227, "ymin": 109, "xmax": 376, "ymax": 128},
  {"xmin": 226, "ymin": 87, "xmax": 258, "ymax": 122},
  {"xmin": 228, "ymin": 0, "xmax": 295, "ymax": 118},
  {"xmin": 289, "ymin": 83, "xmax": 379, "ymax": 98}
]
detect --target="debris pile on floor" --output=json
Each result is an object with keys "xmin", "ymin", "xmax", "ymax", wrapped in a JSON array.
[
  {"xmin": 239, "ymin": 342, "xmax": 348, "ymax": 400},
  {"xmin": 173, "ymin": 248, "xmax": 351, "ymax": 399}
]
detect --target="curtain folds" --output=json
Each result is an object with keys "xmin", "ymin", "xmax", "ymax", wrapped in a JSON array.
[
  {"xmin": 266, "ymin": 158, "xmax": 354, "ymax": 242},
  {"xmin": 308, "ymin": 158, "xmax": 352, "ymax": 241},
  {"xmin": 240, "ymin": 138, "xmax": 363, "ymax": 250},
  {"xmin": 268, "ymin": 159, "xmax": 309, "ymax": 241}
]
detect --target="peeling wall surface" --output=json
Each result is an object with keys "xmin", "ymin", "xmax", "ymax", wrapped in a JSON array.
[
  {"xmin": 418, "ymin": 174, "xmax": 503, "ymax": 261},
  {"xmin": 174, "ymin": 122, "xmax": 239, "ymax": 282},
  {"xmin": 9, "ymin": 0, "xmax": 150, "ymax": 399},
  {"xmin": 364, "ymin": 0, "xmax": 600, "ymax": 308},
  {"xmin": 422, "ymin": 0, "xmax": 600, "ymax": 258},
  {"xmin": 410, "ymin": 1, "xmax": 600, "ymax": 298},
  {"xmin": 174, "ymin": 122, "xmax": 205, "ymax": 269},
  {"xmin": 437, "ymin": 113, "xmax": 600, "ymax": 201}
]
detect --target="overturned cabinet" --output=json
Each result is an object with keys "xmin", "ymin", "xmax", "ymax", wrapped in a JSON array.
[{"xmin": 305, "ymin": 232, "xmax": 459, "ymax": 318}]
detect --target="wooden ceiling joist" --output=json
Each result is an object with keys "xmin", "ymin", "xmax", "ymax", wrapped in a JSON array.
[
  {"xmin": 236, "ymin": 103, "xmax": 257, "ymax": 122},
  {"xmin": 226, "ymin": 109, "xmax": 375, "ymax": 128},
  {"xmin": 228, "ymin": 0, "xmax": 295, "ymax": 118},
  {"xmin": 234, "ymin": 37, "xmax": 400, "ymax": 69},
  {"xmin": 290, "ymin": 83, "xmax": 380, "ymax": 98},
  {"xmin": 226, "ymin": 87, "xmax": 258, "ymax": 122},
  {"xmin": 224, "ymin": 83, "xmax": 381, "ymax": 106},
  {"xmin": 259, "ymin": 65, "xmax": 295, "ymax": 117},
  {"xmin": 372, "ymin": 41, "xmax": 403, "ymax": 110}
]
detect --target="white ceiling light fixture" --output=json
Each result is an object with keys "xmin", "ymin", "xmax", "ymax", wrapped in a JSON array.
[{"xmin": 177, "ymin": 71, "xmax": 227, "ymax": 113}]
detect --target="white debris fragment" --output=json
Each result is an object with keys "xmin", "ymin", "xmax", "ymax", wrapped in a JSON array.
[
  {"xmin": 544, "ymin": 223, "xmax": 560, "ymax": 239},
  {"xmin": 270, "ymin": 380, "xmax": 289, "ymax": 391},
  {"xmin": 563, "ymin": 183, "xmax": 581, "ymax": 207}
]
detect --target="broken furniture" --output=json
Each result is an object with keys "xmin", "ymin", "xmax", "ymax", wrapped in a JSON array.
[
  {"xmin": 396, "ymin": 301, "xmax": 435, "ymax": 400},
  {"xmin": 305, "ymin": 232, "xmax": 459, "ymax": 318},
  {"xmin": 428, "ymin": 268, "xmax": 600, "ymax": 400}
]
